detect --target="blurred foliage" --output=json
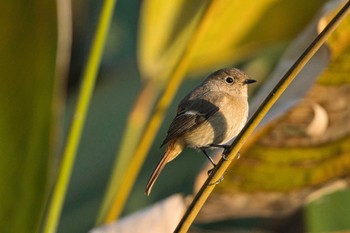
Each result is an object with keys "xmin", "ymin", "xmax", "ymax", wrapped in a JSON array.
[
  {"xmin": 318, "ymin": 10, "xmax": 350, "ymax": 85},
  {"xmin": 2, "ymin": 0, "xmax": 348, "ymax": 233},
  {"xmin": 139, "ymin": 0, "xmax": 330, "ymax": 78},
  {"xmin": 138, "ymin": 0, "xmax": 207, "ymax": 81},
  {"xmin": 0, "ymin": 1, "xmax": 58, "ymax": 233},
  {"xmin": 101, "ymin": 0, "xmax": 331, "ymax": 226},
  {"xmin": 100, "ymin": 0, "xmax": 216, "ymax": 223},
  {"xmin": 195, "ymin": 2, "xmax": 350, "ymax": 231},
  {"xmin": 42, "ymin": 0, "xmax": 117, "ymax": 232},
  {"xmin": 305, "ymin": 189, "xmax": 350, "ymax": 232}
]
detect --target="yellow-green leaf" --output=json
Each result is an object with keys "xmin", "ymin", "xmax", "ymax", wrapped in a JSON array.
[{"xmin": 0, "ymin": 1, "xmax": 58, "ymax": 233}]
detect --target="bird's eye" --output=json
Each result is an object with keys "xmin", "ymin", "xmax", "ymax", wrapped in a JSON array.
[{"xmin": 225, "ymin": 76, "xmax": 234, "ymax": 84}]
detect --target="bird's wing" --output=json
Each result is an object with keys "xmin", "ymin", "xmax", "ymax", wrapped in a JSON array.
[{"xmin": 161, "ymin": 97, "xmax": 220, "ymax": 147}]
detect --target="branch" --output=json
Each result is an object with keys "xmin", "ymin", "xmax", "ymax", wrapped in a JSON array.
[{"xmin": 174, "ymin": 1, "xmax": 350, "ymax": 232}]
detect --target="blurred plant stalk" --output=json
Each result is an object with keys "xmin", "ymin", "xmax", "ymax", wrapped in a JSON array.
[
  {"xmin": 96, "ymin": 78, "xmax": 161, "ymax": 224},
  {"xmin": 42, "ymin": 0, "xmax": 118, "ymax": 232},
  {"xmin": 98, "ymin": 0, "xmax": 221, "ymax": 224}
]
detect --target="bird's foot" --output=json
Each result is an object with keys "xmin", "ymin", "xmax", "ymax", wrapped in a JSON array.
[
  {"xmin": 210, "ymin": 144, "xmax": 231, "ymax": 155},
  {"xmin": 207, "ymin": 167, "xmax": 214, "ymax": 176},
  {"xmin": 202, "ymin": 149, "xmax": 217, "ymax": 167},
  {"xmin": 222, "ymin": 151, "xmax": 240, "ymax": 161},
  {"xmin": 209, "ymin": 144, "xmax": 230, "ymax": 150},
  {"xmin": 210, "ymin": 144, "xmax": 239, "ymax": 161},
  {"xmin": 207, "ymin": 167, "xmax": 225, "ymax": 185}
]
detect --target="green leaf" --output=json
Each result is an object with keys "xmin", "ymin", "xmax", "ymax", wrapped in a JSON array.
[
  {"xmin": 305, "ymin": 189, "xmax": 350, "ymax": 232},
  {"xmin": 137, "ymin": 0, "xmax": 208, "ymax": 80},
  {"xmin": 190, "ymin": 0, "xmax": 329, "ymax": 73},
  {"xmin": 138, "ymin": 0, "xmax": 329, "ymax": 79},
  {"xmin": 0, "ymin": 1, "xmax": 58, "ymax": 233}
]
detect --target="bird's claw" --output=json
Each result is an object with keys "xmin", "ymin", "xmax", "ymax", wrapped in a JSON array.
[
  {"xmin": 209, "ymin": 175, "xmax": 224, "ymax": 185},
  {"xmin": 207, "ymin": 167, "xmax": 224, "ymax": 185},
  {"xmin": 222, "ymin": 151, "xmax": 240, "ymax": 161}
]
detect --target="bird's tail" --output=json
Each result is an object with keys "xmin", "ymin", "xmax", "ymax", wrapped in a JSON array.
[{"xmin": 145, "ymin": 141, "xmax": 183, "ymax": 196}]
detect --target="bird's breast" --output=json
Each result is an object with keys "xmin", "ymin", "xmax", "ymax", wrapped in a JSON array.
[{"xmin": 182, "ymin": 95, "xmax": 248, "ymax": 148}]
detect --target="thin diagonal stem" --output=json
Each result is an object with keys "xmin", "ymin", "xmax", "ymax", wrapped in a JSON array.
[
  {"xmin": 175, "ymin": 1, "xmax": 350, "ymax": 232},
  {"xmin": 42, "ymin": 0, "xmax": 117, "ymax": 232},
  {"xmin": 102, "ymin": 0, "xmax": 223, "ymax": 224}
]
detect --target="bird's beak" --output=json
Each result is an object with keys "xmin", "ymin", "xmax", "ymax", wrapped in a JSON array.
[{"xmin": 244, "ymin": 79, "xmax": 256, "ymax": 85}]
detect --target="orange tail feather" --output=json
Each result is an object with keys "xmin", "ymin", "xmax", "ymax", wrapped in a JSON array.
[{"xmin": 145, "ymin": 141, "xmax": 183, "ymax": 195}]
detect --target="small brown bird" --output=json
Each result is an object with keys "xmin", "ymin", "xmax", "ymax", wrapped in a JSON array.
[{"xmin": 145, "ymin": 68, "xmax": 256, "ymax": 195}]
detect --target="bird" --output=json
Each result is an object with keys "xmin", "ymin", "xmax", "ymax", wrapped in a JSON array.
[{"xmin": 145, "ymin": 68, "xmax": 256, "ymax": 195}]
